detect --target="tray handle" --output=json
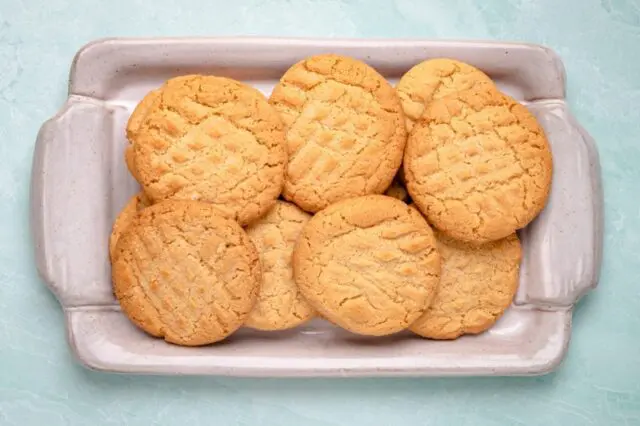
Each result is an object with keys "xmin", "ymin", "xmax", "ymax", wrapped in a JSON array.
[
  {"xmin": 516, "ymin": 101, "xmax": 603, "ymax": 308},
  {"xmin": 30, "ymin": 96, "xmax": 124, "ymax": 307}
]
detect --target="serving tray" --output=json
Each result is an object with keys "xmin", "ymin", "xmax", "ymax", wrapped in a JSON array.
[{"xmin": 30, "ymin": 38, "xmax": 603, "ymax": 377}]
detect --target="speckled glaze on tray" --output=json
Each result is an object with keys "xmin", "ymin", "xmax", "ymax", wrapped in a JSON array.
[{"xmin": 30, "ymin": 38, "xmax": 603, "ymax": 377}]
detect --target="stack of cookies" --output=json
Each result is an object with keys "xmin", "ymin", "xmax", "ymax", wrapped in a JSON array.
[{"xmin": 110, "ymin": 55, "xmax": 552, "ymax": 346}]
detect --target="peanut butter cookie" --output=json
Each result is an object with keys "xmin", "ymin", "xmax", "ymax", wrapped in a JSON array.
[
  {"xmin": 124, "ymin": 145, "xmax": 140, "ymax": 182},
  {"xmin": 410, "ymin": 231, "xmax": 521, "ymax": 340},
  {"xmin": 293, "ymin": 195, "xmax": 441, "ymax": 336},
  {"xmin": 404, "ymin": 88, "xmax": 553, "ymax": 244},
  {"xmin": 125, "ymin": 89, "xmax": 162, "ymax": 181},
  {"xmin": 396, "ymin": 58, "xmax": 495, "ymax": 131},
  {"xmin": 270, "ymin": 54, "xmax": 406, "ymax": 212},
  {"xmin": 126, "ymin": 89, "xmax": 163, "ymax": 143},
  {"xmin": 133, "ymin": 75, "xmax": 287, "ymax": 226},
  {"xmin": 111, "ymin": 200, "xmax": 261, "ymax": 346},
  {"xmin": 109, "ymin": 192, "xmax": 150, "ymax": 261},
  {"xmin": 245, "ymin": 201, "xmax": 315, "ymax": 330}
]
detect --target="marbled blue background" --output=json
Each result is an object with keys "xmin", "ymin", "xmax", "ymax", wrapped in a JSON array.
[{"xmin": 1, "ymin": 0, "xmax": 639, "ymax": 424}]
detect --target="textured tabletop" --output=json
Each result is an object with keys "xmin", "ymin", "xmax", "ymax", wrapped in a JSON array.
[{"xmin": 1, "ymin": 0, "xmax": 639, "ymax": 425}]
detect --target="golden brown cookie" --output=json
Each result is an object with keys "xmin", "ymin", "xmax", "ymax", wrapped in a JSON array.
[
  {"xmin": 112, "ymin": 200, "xmax": 261, "ymax": 346},
  {"xmin": 127, "ymin": 89, "xmax": 163, "ymax": 142},
  {"xmin": 109, "ymin": 192, "xmax": 150, "ymax": 261},
  {"xmin": 410, "ymin": 231, "xmax": 521, "ymax": 340},
  {"xmin": 133, "ymin": 75, "xmax": 287, "ymax": 226},
  {"xmin": 124, "ymin": 145, "xmax": 141, "ymax": 182},
  {"xmin": 404, "ymin": 88, "xmax": 553, "ymax": 244},
  {"xmin": 293, "ymin": 195, "xmax": 441, "ymax": 336},
  {"xmin": 245, "ymin": 201, "xmax": 315, "ymax": 330},
  {"xmin": 125, "ymin": 89, "xmax": 162, "ymax": 182},
  {"xmin": 269, "ymin": 54, "xmax": 406, "ymax": 213},
  {"xmin": 396, "ymin": 58, "xmax": 495, "ymax": 131}
]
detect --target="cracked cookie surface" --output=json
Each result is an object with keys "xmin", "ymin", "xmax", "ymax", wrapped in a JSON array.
[
  {"xmin": 132, "ymin": 75, "xmax": 287, "ymax": 226},
  {"xmin": 245, "ymin": 201, "xmax": 315, "ymax": 330},
  {"xmin": 269, "ymin": 54, "xmax": 406, "ymax": 213},
  {"xmin": 404, "ymin": 88, "xmax": 553, "ymax": 244},
  {"xmin": 112, "ymin": 200, "xmax": 261, "ymax": 346},
  {"xmin": 124, "ymin": 144, "xmax": 140, "ymax": 182},
  {"xmin": 396, "ymin": 58, "xmax": 495, "ymax": 131},
  {"xmin": 410, "ymin": 231, "xmax": 521, "ymax": 340},
  {"xmin": 109, "ymin": 192, "xmax": 150, "ymax": 261},
  {"xmin": 293, "ymin": 195, "xmax": 441, "ymax": 336},
  {"xmin": 125, "ymin": 89, "xmax": 163, "ymax": 182},
  {"xmin": 127, "ymin": 89, "xmax": 163, "ymax": 143}
]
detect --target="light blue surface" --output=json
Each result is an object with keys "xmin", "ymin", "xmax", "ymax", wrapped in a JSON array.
[{"xmin": 1, "ymin": 0, "xmax": 639, "ymax": 424}]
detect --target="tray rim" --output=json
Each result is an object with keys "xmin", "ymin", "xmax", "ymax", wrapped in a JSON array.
[
  {"xmin": 62, "ymin": 306, "xmax": 573, "ymax": 377},
  {"xmin": 67, "ymin": 36, "xmax": 568, "ymax": 101},
  {"xmin": 31, "ymin": 36, "xmax": 603, "ymax": 377}
]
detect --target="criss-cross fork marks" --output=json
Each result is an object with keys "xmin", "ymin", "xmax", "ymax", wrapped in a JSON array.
[
  {"xmin": 406, "ymin": 91, "xmax": 552, "ymax": 242},
  {"xmin": 134, "ymin": 76, "xmax": 286, "ymax": 225},
  {"xmin": 147, "ymin": 113, "xmax": 272, "ymax": 217},
  {"xmin": 413, "ymin": 122, "xmax": 527, "ymax": 203},
  {"xmin": 397, "ymin": 58, "xmax": 495, "ymax": 130},
  {"xmin": 270, "ymin": 55, "xmax": 405, "ymax": 211},
  {"xmin": 113, "ymin": 204, "xmax": 260, "ymax": 346}
]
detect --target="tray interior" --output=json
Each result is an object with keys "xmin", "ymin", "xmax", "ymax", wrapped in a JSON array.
[
  {"xmin": 94, "ymin": 63, "xmax": 564, "ymax": 374},
  {"xmin": 68, "ymin": 307, "xmax": 569, "ymax": 375}
]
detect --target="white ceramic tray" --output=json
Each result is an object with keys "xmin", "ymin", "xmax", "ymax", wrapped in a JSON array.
[{"xmin": 30, "ymin": 38, "xmax": 603, "ymax": 377}]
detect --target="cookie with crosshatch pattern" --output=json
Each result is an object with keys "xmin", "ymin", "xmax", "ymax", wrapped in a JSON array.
[
  {"xmin": 130, "ymin": 75, "xmax": 287, "ymax": 226},
  {"xmin": 396, "ymin": 58, "xmax": 495, "ymax": 132},
  {"xmin": 269, "ymin": 54, "xmax": 406, "ymax": 213},
  {"xmin": 410, "ymin": 227, "xmax": 521, "ymax": 339},
  {"xmin": 108, "ymin": 192, "xmax": 150, "ymax": 261},
  {"xmin": 404, "ymin": 87, "xmax": 553, "ymax": 244},
  {"xmin": 111, "ymin": 200, "xmax": 261, "ymax": 346},
  {"xmin": 293, "ymin": 195, "xmax": 441, "ymax": 336}
]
